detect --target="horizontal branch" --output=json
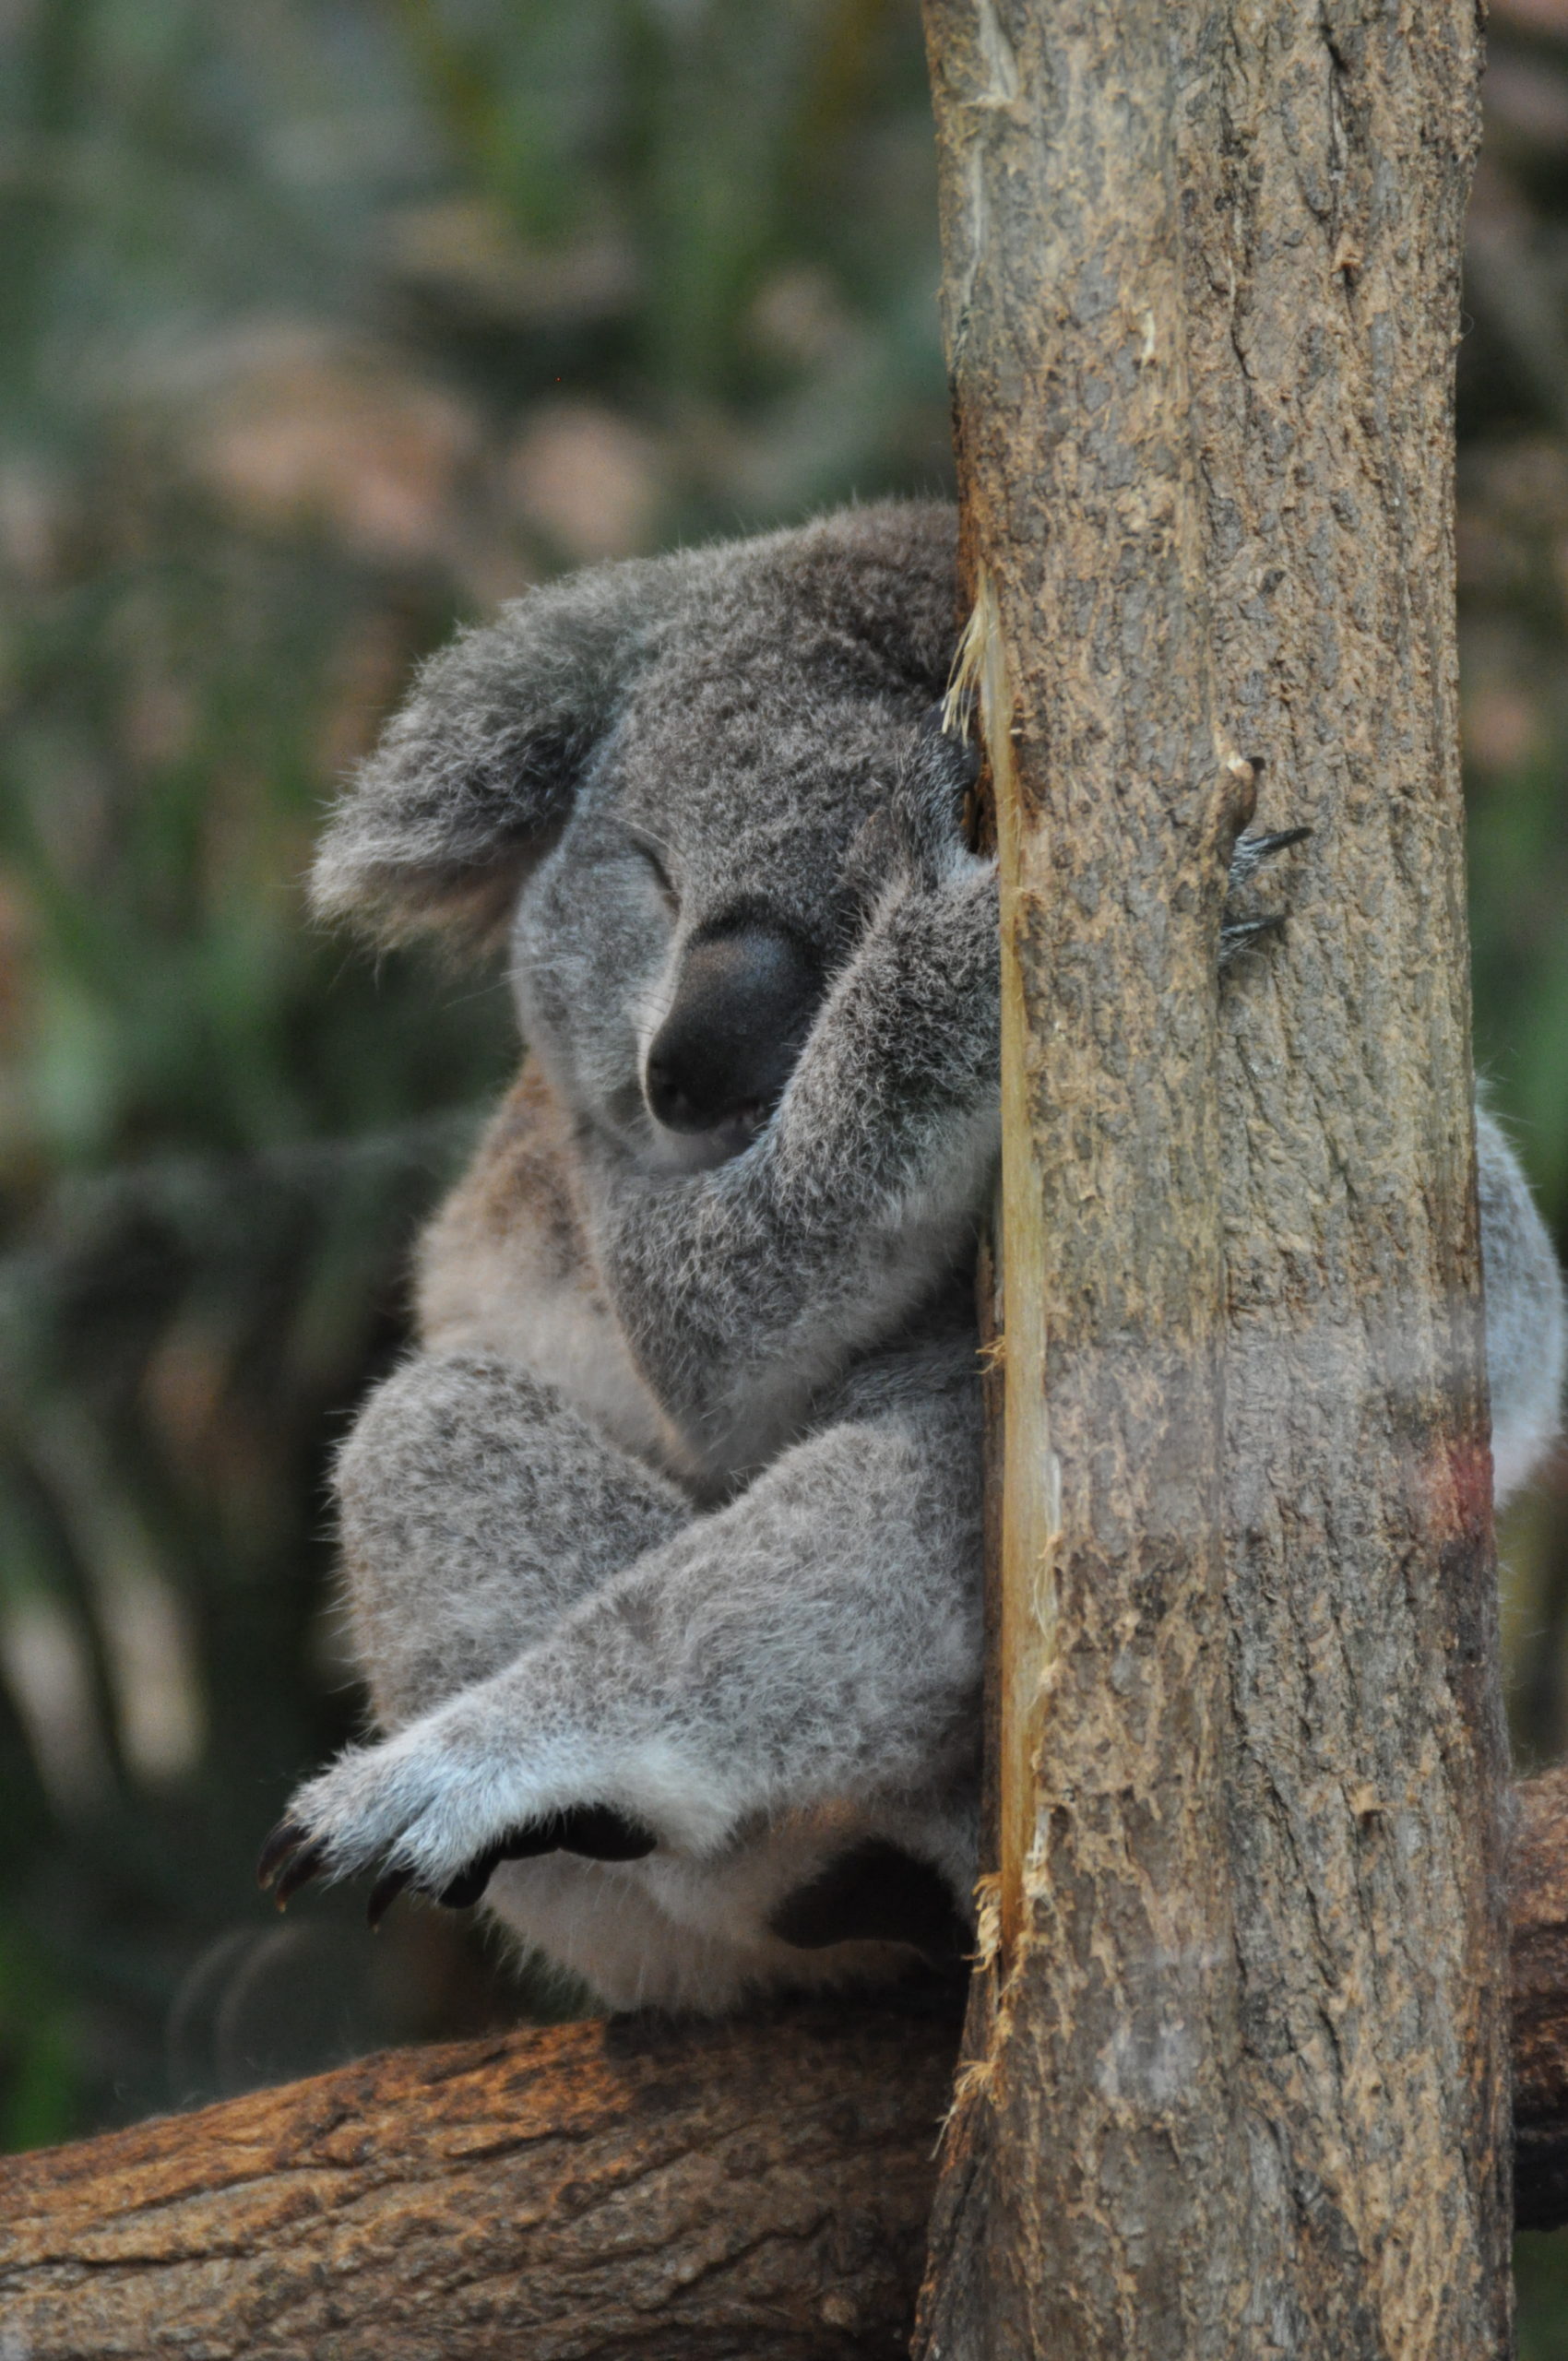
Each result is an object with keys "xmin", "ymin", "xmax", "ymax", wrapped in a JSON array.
[
  {"xmin": 4, "ymin": 1769, "xmax": 1568, "ymax": 2355},
  {"xmin": 1509, "ymin": 1765, "xmax": 1568, "ymax": 2227},
  {"xmin": 0, "ymin": 1989, "xmax": 960, "ymax": 2360}
]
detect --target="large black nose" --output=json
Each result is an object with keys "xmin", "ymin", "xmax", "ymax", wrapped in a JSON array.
[{"xmin": 644, "ymin": 925, "xmax": 822, "ymax": 1136}]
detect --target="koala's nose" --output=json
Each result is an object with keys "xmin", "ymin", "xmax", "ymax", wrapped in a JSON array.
[{"xmin": 645, "ymin": 925, "xmax": 821, "ymax": 1136}]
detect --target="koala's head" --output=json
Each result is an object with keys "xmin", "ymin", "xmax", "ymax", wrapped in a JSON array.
[{"xmin": 313, "ymin": 503, "xmax": 958, "ymax": 1167}]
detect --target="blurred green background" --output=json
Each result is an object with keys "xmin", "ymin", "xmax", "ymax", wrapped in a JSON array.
[{"xmin": 0, "ymin": 0, "xmax": 1564, "ymax": 2340}]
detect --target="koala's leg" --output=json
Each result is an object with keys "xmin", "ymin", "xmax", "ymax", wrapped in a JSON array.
[
  {"xmin": 1477, "ymin": 1108, "xmax": 1566, "ymax": 1503},
  {"xmin": 333, "ymin": 1350, "xmax": 694, "ymax": 1730},
  {"xmin": 267, "ymin": 1363, "xmax": 983, "ymax": 1904}
]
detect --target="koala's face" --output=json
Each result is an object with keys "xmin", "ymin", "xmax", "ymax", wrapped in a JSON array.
[
  {"xmin": 309, "ymin": 502, "xmax": 960, "ymax": 1165},
  {"xmin": 514, "ymin": 680, "xmax": 915, "ymax": 1171}
]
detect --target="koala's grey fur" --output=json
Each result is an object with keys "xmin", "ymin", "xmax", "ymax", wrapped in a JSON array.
[{"xmin": 273, "ymin": 501, "xmax": 1566, "ymax": 2013}]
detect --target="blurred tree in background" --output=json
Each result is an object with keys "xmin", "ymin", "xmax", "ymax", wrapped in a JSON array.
[{"xmin": 0, "ymin": 0, "xmax": 1564, "ymax": 2339}]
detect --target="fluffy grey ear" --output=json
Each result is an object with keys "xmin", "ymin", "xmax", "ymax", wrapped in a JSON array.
[
  {"xmin": 764, "ymin": 502, "xmax": 959, "ymax": 698},
  {"xmin": 310, "ymin": 552, "xmax": 704, "ymax": 956}
]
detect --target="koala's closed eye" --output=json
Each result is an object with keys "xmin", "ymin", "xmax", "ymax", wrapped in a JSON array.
[{"xmin": 625, "ymin": 830, "xmax": 680, "ymax": 915}]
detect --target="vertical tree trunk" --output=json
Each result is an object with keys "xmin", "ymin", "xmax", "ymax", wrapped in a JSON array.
[{"xmin": 916, "ymin": 6, "xmax": 1506, "ymax": 2357}]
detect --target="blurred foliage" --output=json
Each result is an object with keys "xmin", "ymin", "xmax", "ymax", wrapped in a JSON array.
[
  {"xmin": 0, "ymin": 0, "xmax": 1565, "ymax": 2336},
  {"xmin": 0, "ymin": 0, "xmax": 953, "ymax": 2150}
]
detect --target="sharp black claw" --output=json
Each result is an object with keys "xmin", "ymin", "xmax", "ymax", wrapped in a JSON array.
[
  {"xmin": 553, "ymin": 1804, "xmax": 658, "ymax": 1861},
  {"xmin": 1247, "ymin": 824, "xmax": 1311, "ymax": 857},
  {"xmin": 1228, "ymin": 823, "xmax": 1311, "ymax": 884},
  {"xmin": 273, "ymin": 1838, "xmax": 328, "ymax": 1909},
  {"xmin": 1219, "ymin": 913, "xmax": 1286, "ymax": 968},
  {"xmin": 439, "ymin": 1853, "xmax": 502, "ymax": 1910},
  {"xmin": 1223, "ymin": 912, "xmax": 1285, "ymax": 938},
  {"xmin": 367, "ymin": 1866, "xmax": 415, "ymax": 1930},
  {"xmin": 1228, "ymin": 824, "xmax": 1312, "ymax": 889},
  {"xmin": 257, "ymin": 1815, "xmax": 310, "ymax": 1891}
]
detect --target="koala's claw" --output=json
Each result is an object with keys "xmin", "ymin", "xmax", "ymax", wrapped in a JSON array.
[
  {"xmin": 1219, "ymin": 911, "xmax": 1286, "ymax": 959},
  {"xmin": 256, "ymin": 1818, "xmax": 328, "ymax": 1909},
  {"xmin": 1227, "ymin": 824, "xmax": 1312, "ymax": 886},
  {"xmin": 366, "ymin": 1865, "xmax": 416, "ymax": 1929},
  {"xmin": 1220, "ymin": 824, "xmax": 1311, "ymax": 968},
  {"xmin": 256, "ymin": 1815, "xmax": 306, "ymax": 1888},
  {"xmin": 434, "ymin": 1805, "xmax": 659, "ymax": 1916},
  {"xmin": 891, "ymin": 714, "xmax": 988, "ymax": 888}
]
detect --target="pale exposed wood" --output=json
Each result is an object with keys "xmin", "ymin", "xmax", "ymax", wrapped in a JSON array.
[{"xmin": 919, "ymin": 2, "xmax": 1501, "ymax": 2355}]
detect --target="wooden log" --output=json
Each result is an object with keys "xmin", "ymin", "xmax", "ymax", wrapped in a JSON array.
[
  {"xmin": 6, "ymin": 1775, "xmax": 1568, "ymax": 2357},
  {"xmin": 0, "ymin": 1991, "xmax": 961, "ymax": 2360}
]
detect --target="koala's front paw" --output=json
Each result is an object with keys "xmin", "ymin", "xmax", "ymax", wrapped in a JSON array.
[
  {"xmin": 1220, "ymin": 823, "xmax": 1311, "ymax": 967},
  {"xmin": 256, "ymin": 1715, "xmax": 657, "ymax": 1924},
  {"xmin": 891, "ymin": 709, "xmax": 987, "ymax": 889}
]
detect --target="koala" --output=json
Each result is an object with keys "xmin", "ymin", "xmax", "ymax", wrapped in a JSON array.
[{"xmin": 260, "ymin": 502, "xmax": 1566, "ymax": 2013}]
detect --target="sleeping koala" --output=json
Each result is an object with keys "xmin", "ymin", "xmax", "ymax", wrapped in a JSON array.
[{"xmin": 260, "ymin": 501, "xmax": 1566, "ymax": 2011}]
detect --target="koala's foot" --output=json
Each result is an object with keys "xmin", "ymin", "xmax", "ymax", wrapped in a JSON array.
[
  {"xmin": 257, "ymin": 1735, "xmax": 657, "ymax": 1924},
  {"xmin": 1220, "ymin": 824, "xmax": 1311, "ymax": 967},
  {"xmin": 767, "ymin": 1838, "xmax": 970, "ymax": 1971}
]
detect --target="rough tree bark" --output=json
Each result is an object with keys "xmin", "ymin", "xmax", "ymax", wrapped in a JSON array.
[
  {"xmin": 6, "ymin": 1797, "xmax": 1568, "ymax": 2360},
  {"xmin": 1514, "ymin": 1763, "xmax": 1568, "ymax": 2231},
  {"xmin": 916, "ymin": 1, "xmax": 1503, "ymax": 2356},
  {"xmin": 918, "ymin": 0, "xmax": 1251, "ymax": 2351},
  {"xmin": 0, "ymin": 1997, "xmax": 960, "ymax": 2361}
]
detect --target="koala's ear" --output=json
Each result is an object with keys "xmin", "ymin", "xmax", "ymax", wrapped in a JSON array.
[
  {"xmin": 310, "ymin": 555, "xmax": 694, "ymax": 957},
  {"xmin": 775, "ymin": 501, "xmax": 960, "ymax": 698}
]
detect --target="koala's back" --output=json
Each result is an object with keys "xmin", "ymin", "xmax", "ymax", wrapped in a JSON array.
[{"xmin": 416, "ymin": 1061, "xmax": 689, "ymax": 1477}]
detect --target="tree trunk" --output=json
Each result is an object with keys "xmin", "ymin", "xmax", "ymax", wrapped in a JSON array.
[
  {"xmin": 6, "ymin": 1791, "xmax": 1568, "ymax": 2359},
  {"xmin": 917, "ymin": 3, "xmax": 1503, "ymax": 2356}
]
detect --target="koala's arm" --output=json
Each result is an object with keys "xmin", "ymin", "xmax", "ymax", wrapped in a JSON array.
[
  {"xmin": 332, "ymin": 1351, "xmax": 694, "ymax": 1731},
  {"xmin": 1477, "ymin": 1106, "xmax": 1566, "ymax": 1504},
  {"xmin": 592, "ymin": 771, "xmax": 1000, "ymax": 1468},
  {"xmin": 275, "ymin": 1357, "xmax": 983, "ymax": 1893}
]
